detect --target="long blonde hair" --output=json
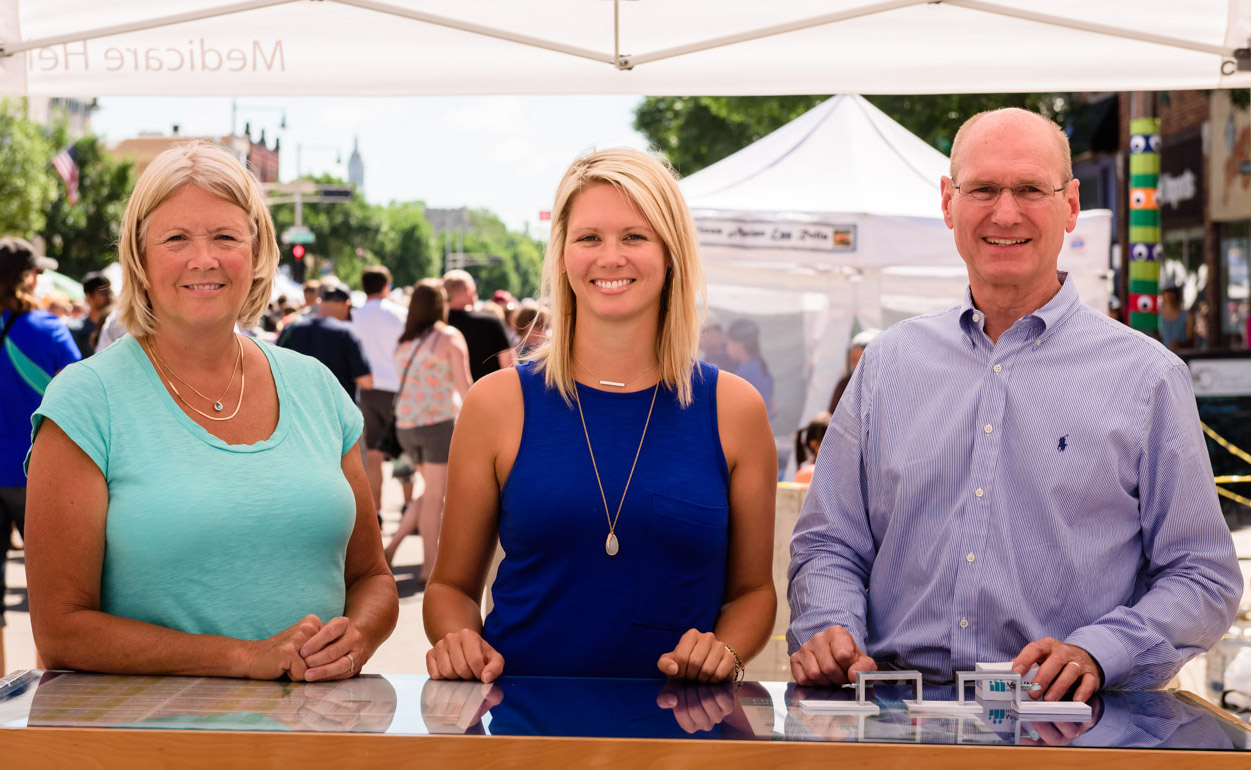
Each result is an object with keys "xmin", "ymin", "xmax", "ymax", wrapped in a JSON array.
[
  {"xmin": 117, "ymin": 142, "xmax": 278, "ymax": 336},
  {"xmin": 534, "ymin": 148, "xmax": 704, "ymax": 407}
]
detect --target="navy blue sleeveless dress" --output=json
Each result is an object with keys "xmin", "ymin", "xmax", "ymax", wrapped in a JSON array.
[{"xmin": 484, "ymin": 360, "xmax": 731, "ymax": 679}]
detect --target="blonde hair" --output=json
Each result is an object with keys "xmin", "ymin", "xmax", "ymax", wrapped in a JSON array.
[
  {"xmin": 534, "ymin": 148, "xmax": 704, "ymax": 407},
  {"xmin": 950, "ymin": 108, "xmax": 1072, "ymax": 183},
  {"xmin": 117, "ymin": 141, "xmax": 278, "ymax": 336}
]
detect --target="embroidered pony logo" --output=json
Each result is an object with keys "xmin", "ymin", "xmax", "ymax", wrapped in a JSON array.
[{"xmin": 1058, "ymin": 435, "xmax": 1069, "ymax": 452}]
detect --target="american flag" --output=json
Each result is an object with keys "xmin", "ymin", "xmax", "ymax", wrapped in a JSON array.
[{"xmin": 52, "ymin": 144, "xmax": 79, "ymax": 205}]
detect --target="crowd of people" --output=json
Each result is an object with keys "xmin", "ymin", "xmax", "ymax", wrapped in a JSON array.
[{"xmin": 0, "ymin": 109, "xmax": 1242, "ymax": 702}]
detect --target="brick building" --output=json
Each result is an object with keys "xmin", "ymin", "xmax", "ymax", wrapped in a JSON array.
[{"xmin": 1073, "ymin": 90, "xmax": 1249, "ymax": 350}]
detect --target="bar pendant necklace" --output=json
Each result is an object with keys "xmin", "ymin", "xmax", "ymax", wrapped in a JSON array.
[{"xmin": 574, "ymin": 382, "xmax": 659, "ymax": 556}]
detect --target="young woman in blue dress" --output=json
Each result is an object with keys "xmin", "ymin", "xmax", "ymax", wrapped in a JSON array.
[{"xmin": 424, "ymin": 148, "xmax": 776, "ymax": 682}]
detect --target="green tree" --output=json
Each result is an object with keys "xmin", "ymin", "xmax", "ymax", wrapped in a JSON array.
[
  {"xmin": 270, "ymin": 174, "xmax": 379, "ymax": 288},
  {"xmin": 437, "ymin": 209, "xmax": 544, "ymax": 301},
  {"xmin": 373, "ymin": 202, "xmax": 436, "ymax": 289},
  {"xmin": 0, "ymin": 100, "xmax": 58, "ymax": 237},
  {"xmin": 633, "ymin": 94, "xmax": 1073, "ymax": 175},
  {"xmin": 41, "ymin": 134, "xmax": 135, "ymax": 279}
]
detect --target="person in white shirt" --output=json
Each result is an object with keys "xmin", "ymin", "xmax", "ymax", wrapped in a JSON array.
[{"xmin": 351, "ymin": 265, "xmax": 409, "ymax": 519}]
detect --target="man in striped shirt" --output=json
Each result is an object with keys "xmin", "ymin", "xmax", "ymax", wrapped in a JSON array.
[{"xmin": 787, "ymin": 109, "xmax": 1242, "ymax": 703}]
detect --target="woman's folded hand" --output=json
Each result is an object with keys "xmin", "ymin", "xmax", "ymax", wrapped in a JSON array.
[
  {"xmin": 426, "ymin": 628, "xmax": 505, "ymax": 682},
  {"xmin": 657, "ymin": 629, "xmax": 737, "ymax": 683},
  {"xmin": 245, "ymin": 614, "xmax": 324, "ymax": 681}
]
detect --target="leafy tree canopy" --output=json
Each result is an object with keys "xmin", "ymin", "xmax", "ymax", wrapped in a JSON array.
[
  {"xmin": 633, "ymin": 94, "xmax": 1074, "ymax": 176},
  {"xmin": 0, "ymin": 100, "xmax": 58, "ymax": 238}
]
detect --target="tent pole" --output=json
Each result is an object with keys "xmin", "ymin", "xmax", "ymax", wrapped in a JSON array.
[
  {"xmin": 0, "ymin": 0, "xmax": 296, "ymax": 57},
  {"xmin": 333, "ymin": 0, "xmax": 613, "ymax": 64},
  {"xmin": 626, "ymin": 0, "xmax": 923, "ymax": 67},
  {"xmin": 948, "ymin": 0, "xmax": 1232, "ymax": 57}
]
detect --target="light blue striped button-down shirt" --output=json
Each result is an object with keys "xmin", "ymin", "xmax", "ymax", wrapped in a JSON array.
[{"xmin": 788, "ymin": 273, "xmax": 1243, "ymax": 688}]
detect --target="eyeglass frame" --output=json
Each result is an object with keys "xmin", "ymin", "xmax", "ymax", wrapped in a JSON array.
[{"xmin": 950, "ymin": 179, "xmax": 1073, "ymax": 206}]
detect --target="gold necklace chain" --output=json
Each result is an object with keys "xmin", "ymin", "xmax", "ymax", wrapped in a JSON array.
[
  {"xmin": 573, "ymin": 355, "xmax": 658, "ymax": 389},
  {"xmin": 148, "ymin": 335, "xmax": 242, "ymax": 412},
  {"xmin": 574, "ymin": 381, "xmax": 660, "ymax": 556},
  {"xmin": 145, "ymin": 336, "xmax": 246, "ymax": 422}
]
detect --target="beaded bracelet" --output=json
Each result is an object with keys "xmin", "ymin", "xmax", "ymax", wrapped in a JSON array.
[{"xmin": 723, "ymin": 642, "xmax": 745, "ymax": 683}]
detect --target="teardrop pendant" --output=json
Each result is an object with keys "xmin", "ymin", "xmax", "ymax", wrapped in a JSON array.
[
  {"xmin": 605, "ymin": 532, "xmax": 619, "ymax": 556},
  {"xmin": 213, "ymin": 401, "xmax": 224, "ymax": 412}
]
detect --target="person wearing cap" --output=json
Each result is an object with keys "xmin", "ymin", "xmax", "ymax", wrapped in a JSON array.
[
  {"xmin": 67, "ymin": 271, "xmax": 114, "ymax": 358},
  {"xmin": 24, "ymin": 143, "xmax": 396, "ymax": 682},
  {"xmin": 826, "ymin": 328, "xmax": 880, "ymax": 414},
  {"xmin": 278, "ymin": 282, "xmax": 373, "ymax": 402},
  {"xmin": 0, "ymin": 236, "xmax": 80, "ymax": 674}
]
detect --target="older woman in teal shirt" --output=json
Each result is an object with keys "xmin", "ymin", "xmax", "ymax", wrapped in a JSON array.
[{"xmin": 24, "ymin": 142, "xmax": 397, "ymax": 680}]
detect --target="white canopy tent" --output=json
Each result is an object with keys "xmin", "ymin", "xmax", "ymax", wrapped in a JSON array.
[
  {"xmin": 681, "ymin": 95, "xmax": 1112, "ymax": 465},
  {"xmin": 0, "ymin": 1, "xmax": 1247, "ymax": 96}
]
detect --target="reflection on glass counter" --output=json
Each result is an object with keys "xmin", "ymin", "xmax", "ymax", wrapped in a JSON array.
[{"xmin": 0, "ymin": 671, "xmax": 1247, "ymax": 752}]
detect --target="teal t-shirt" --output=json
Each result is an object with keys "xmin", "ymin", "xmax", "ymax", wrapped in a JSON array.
[{"xmin": 30, "ymin": 335, "xmax": 364, "ymax": 641}]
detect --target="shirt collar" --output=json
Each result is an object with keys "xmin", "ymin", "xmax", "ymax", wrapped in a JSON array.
[{"xmin": 959, "ymin": 270, "xmax": 1080, "ymax": 344}]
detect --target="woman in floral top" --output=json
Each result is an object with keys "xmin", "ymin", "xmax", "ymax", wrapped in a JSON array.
[{"xmin": 383, "ymin": 279, "xmax": 472, "ymax": 580}]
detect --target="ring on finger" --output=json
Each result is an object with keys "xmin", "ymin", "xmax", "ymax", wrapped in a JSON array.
[
  {"xmin": 346, "ymin": 653, "xmax": 356, "ymax": 675},
  {"xmin": 1066, "ymin": 661, "xmax": 1081, "ymax": 669}
]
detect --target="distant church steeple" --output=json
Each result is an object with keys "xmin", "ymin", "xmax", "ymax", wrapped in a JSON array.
[{"xmin": 348, "ymin": 135, "xmax": 364, "ymax": 193}]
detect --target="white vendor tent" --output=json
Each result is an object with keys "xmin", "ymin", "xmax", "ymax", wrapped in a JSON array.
[
  {"xmin": 680, "ymin": 95, "xmax": 1112, "ymax": 467},
  {"xmin": 0, "ymin": 1, "xmax": 1247, "ymax": 96}
]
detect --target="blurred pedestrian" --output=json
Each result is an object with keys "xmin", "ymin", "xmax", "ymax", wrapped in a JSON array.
[
  {"xmin": 383, "ymin": 278, "xmax": 472, "ymax": 576},
  {"xmin": 827, "ymin": 328, "xmax": 880, "ymax": 413},
  {"xmin": 443, "ymin": 269, "xmax": 514, "ymax": 380},
  {"xmin": 0, "ymin": 236, "xmax": 80, "ymax": 674},
  {"xmin": 279, "ymin": 282, "xmax": 373, "ymax": 402},
  {"xmin": 352, "ymin": 265, "xmax": 408, "ymax": 522},
  {"xmin": 68, "ymin": 271, "xmax": 113, "ymax": 358}
]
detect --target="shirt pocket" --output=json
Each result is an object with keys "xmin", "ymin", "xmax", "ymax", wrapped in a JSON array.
[{"xmin": 629, "ymin": 493, "xmax": 729, "ymax": 631}]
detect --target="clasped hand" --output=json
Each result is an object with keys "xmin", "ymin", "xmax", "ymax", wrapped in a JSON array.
[{"xmin": 249, "ymin": 614, "xmax": 367, "ymax": 682}]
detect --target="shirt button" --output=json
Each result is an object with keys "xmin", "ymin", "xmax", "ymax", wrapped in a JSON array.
[
  {"xmin": 984, "ymin": 424, "xmax": 993, "ymax": 434},
  {"xmin": 975, "ymin": 488, "xmax": 984, "ymax": 498},
  {"xmin": 966, "ymin": 553, "xmax": 976, "ymax": 563},
  {"xmin": 1034, "ymin": 339, "xmax": 1042, "ymax": 347},
  {"xmin": 993, "ymin": 364, "xmax": 1002, "ymax": 374},
  {"xmin": 960, "ymin": 618, "xmax": 969, "ymax": 629},
  {"xmin": 972, "ymin": 313, "xmax": 981, "ymax": 323}
]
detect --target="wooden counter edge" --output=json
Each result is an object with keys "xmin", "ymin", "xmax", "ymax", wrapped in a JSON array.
[{"xmin": 1, "ymin": 727, "xmax": 1248, "ymax": 769}]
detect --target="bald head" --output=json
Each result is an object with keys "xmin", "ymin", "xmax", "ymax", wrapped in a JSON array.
[{"xmin": 950, "ymin": 108, "xmax": 1072, "ymax": 184}]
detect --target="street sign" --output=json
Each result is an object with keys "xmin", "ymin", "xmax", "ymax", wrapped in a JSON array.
[{"xmin": 281, "ymin": 226, "xmax": 315, "ymax": 245}]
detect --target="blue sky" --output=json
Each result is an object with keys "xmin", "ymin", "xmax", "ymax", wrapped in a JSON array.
[{"xmin": 90, "ymin": 95, "xmax": 651, "ymax": 236}]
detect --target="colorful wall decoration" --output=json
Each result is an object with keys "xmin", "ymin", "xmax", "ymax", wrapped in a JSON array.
[{"xmin": 1128, "ymin": 117, "xmax": 1161, "ymax": 332}]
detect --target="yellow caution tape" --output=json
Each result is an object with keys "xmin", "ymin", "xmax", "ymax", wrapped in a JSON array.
[
  {"xmin": 1200, "ymin": 422, "xmax": 1251, "ymax": 510},
  {"xmin": 1201, "ymin": 422, "xmax": 1251, "ymax": 466},
  {"xmin": 1216, "ymin": 486, "xmax": 1251, "ymax": 509}
]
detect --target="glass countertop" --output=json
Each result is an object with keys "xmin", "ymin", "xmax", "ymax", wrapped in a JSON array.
[{"xmin": 0, "ymin": 670, "xmax": 1247, "ymax": 751}]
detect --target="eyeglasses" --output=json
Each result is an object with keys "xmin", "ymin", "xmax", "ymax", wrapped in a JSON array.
[{"xmin": 952, "ymin": 180, "xmax": 1071, "ymax": 206}]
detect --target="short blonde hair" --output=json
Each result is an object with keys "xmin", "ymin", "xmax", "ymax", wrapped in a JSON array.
[
  {"xmin": 534, "ymin": 148, "xmax": 704, "ymax": 407},
  {"xmin": 117, "ymin": 142, "xmax": 278, "ymax": 336}
]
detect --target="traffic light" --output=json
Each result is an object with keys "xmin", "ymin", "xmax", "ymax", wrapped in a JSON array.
[{"xmin": 291, "ymin": 244, "xmax": 307, "ymax": 282}]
